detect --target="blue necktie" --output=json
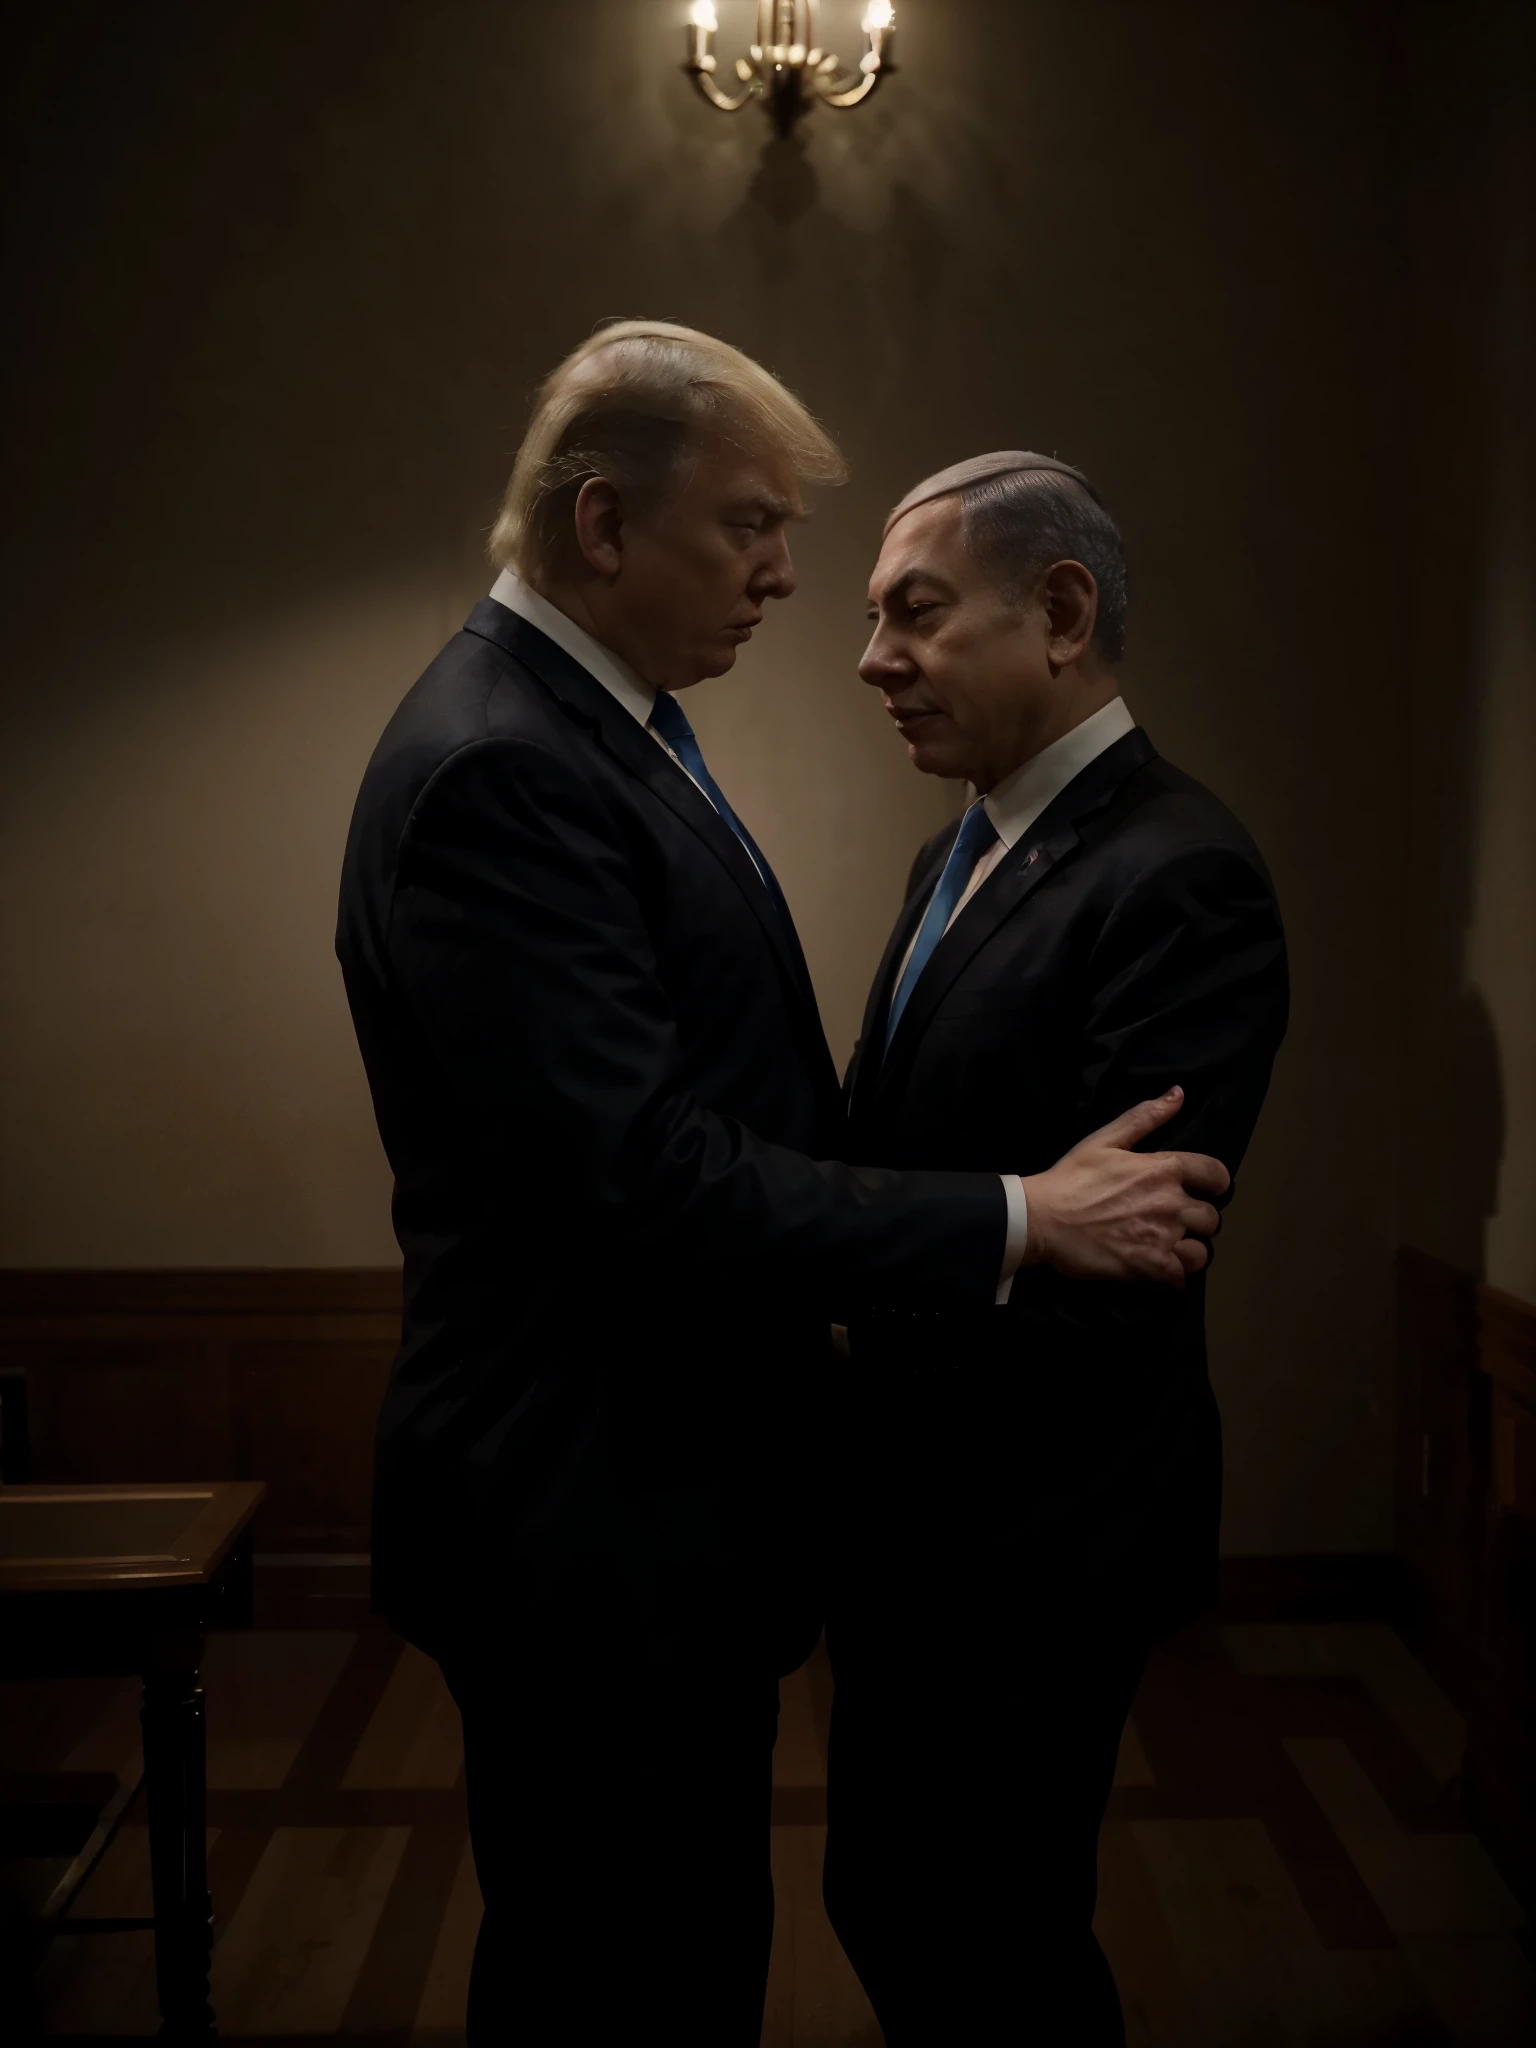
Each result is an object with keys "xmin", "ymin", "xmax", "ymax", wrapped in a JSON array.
[
  {"xmin": 648, "ymin": 690, "xmax": 792, "ymax": 931},
  {"xmin": 885, "ymin": 801, "xmax": 999, "ymax": 1046}
]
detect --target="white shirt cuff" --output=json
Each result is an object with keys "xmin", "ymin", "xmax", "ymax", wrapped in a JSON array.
[{"xmin": 997, "ymin": 1173, "xmax": 1029, "ymax": 1305}]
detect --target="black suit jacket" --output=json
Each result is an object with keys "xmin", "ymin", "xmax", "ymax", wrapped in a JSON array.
[
  {"xmin": 840, "ymin": 728, "xmax": 1289, "ymax": 1636},
  {"xmin": 336, "ymin": 600, "xmax": 1005, "ymax": 1662}
]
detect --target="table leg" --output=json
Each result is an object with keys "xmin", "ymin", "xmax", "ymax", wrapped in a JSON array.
[{"xmin": 142, "ymin": 1637, "xmax": 215, "ymax": 2042}]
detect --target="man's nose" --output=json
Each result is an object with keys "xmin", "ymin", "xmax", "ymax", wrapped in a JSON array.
[
  {"xmin": 753, "ymin": 533, "xmax": 797, "ymax": 601},
  {"xmin": 859, "ymin": 622, "xmax": 908, "ymax": 688}
]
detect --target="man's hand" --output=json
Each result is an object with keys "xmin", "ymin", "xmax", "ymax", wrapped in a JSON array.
[{"xmin": 1019, "ymin": 1087, "xmax": 1230, "ymax": 1286}]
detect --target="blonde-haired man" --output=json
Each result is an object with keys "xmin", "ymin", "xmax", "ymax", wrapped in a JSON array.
[{"xmin": 337, "ymin": 324, "xmax": 1227, "ymax": 2043}]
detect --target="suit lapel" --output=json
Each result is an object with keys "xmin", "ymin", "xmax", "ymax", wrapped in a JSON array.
[
  {"xmin": 873, "ymin": 729, "xmax": 1157, "ymax": 1099},
  {"xmin": 465, "ymin": 601, "xmax": 828, "ymax": 1047},
  {"xmin": 845, "ymin": 825, "xmax": 955, "ymax": 1117}
]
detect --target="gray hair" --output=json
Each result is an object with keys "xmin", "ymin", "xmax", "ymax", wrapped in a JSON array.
[{"xmin": 886, "ymin": 450, "xmax": 1128, "ymax": 665}]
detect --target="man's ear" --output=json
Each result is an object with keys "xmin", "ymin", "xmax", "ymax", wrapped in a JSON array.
[
  {"xmin": 1041, "ymin": 559, "xmax": 1099, "ymax": 669},
  {"xmin": 573, "ymin": 478, "xmax": 625, "ymax": 578}
]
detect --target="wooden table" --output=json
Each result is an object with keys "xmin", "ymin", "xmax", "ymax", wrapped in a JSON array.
[{"xmin": 0, "ymin": 1481, "xmax": 266, "ymax": 2041}]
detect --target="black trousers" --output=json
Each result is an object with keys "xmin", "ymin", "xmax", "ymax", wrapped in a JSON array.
[
  {"xmin": 824, "ymin": 1599, "xmax": 1146, "ymax": 2046},
  {"xmin": 442, "ymin": 1634, "xmax": 779, "ymax": 2046}
]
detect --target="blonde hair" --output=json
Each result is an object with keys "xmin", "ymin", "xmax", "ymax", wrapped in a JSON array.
[{"xmin": 489, "ymin": 320, "xmax": 847, "ymax": 586}]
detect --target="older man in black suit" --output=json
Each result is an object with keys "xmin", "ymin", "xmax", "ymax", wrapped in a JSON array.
[
  {"xmin": 824, "ymin": 453, "xmax": 1290, "ymax": 2044},
  {"xmin": 337, "ymin": 338, "xmax": 1232, "ymax": 2045}
]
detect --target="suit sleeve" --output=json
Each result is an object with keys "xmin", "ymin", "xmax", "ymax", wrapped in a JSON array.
[
  {"xmin": 1005, "ymin": 839, "xmax": 1288, "ymax": 1347},
  {"xmin": 390, "ymin": 737, "xmax": 1004, "ymax": 1308},
  {"xmin": 1079, "ymin": 841, "xmax": 1289, "ymax": 1185}
]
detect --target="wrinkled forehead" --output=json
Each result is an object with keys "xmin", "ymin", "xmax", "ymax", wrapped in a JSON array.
[
  {"xmin": 869, "ymin": 492, "xmax": 971, "ymax": 597},
  {"xmin": 681, "ymin": 428, "xmax": 805, "ymax": 515}
]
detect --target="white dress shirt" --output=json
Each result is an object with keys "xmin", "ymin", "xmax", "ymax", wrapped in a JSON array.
[
  {"xmin": 486, "ymin": 567, "xmax": 1030, "ymax": 1301},
  {"xmin": 491, "ymin": 566, "xmax": 656, "ymax": 724}
]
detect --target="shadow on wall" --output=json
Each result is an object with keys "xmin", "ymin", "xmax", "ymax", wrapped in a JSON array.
[
  {"xmin": 751, "ymin": 134, "xmax": 820, "ymax": 230},
  {"xmin": 1396, "ymin": 0, "xmax": 1530, "ymax": 1290}
]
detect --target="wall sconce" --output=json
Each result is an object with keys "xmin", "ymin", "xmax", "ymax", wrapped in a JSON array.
[{"xmin": 686, "ymin": 2, "xmax": 896, "ymax": 137}]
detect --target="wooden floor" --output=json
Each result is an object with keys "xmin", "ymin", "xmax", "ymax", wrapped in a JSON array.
[{"xmin": 2, "ymin": 1564, "xmax": 1533, "ymax": 2045}]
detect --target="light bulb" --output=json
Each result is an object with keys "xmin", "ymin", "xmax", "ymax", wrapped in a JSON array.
[
  {"xmin": 689, "ymin": 1, "xmax": 718, "ymax": 30},
  {"xmin": 862, "ymin": 0, "xmax": 894, "ymax": 30}
]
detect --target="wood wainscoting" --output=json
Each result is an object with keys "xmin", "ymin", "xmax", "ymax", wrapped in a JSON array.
[
  {"xmin": 1471, "ymin": 1278, "xmax": 1536, "ymax": 1904},
  {"xmin": 1397, "ymin": 1248, "xmax": 1536, "ymax": 1901},
  {"xmin": 0, "ymin": 1269, "xmax": 402, "ymax": 1551}
]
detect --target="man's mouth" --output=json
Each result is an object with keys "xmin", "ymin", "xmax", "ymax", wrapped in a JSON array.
[
  {"xmin": 726, "ymin": 615, "xmax": 763, "ymax": 644},
  {"xmin": 886, "ymin": 701, "xmax": 941, "ymax": 733}
]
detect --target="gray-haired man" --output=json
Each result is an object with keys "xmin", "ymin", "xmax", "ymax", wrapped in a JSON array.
[{"xmin": 824, "ymin": 453, "xmax": 1289, "ymax": 2044}]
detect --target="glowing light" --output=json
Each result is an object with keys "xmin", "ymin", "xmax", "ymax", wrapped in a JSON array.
[{"xmin": 684, "ymin": 0, "xmax": 895, "ymax": 128}]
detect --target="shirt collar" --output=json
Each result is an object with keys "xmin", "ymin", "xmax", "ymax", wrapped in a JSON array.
[
  {"xmin": 981, "ymin": 696, "xmax": 1136, "ymax": 849},
  {"xmin": 489, "ymin": 568, "xmax": 657, "ymax": 728}
]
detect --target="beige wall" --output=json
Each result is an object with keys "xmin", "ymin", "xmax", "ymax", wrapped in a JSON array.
[
  {"xmin": 1397, "ymin": 2, "xmax": 1536, "ymax": 1306},
  {"xmin": 6, "ymin": 1, "xmax": 1523, "ymax": 1553}
]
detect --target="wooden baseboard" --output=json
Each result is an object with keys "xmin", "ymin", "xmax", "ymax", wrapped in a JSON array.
[
  {"xmin": 1481, "ymin": 1282, "xmax": 1536, "ymax": 1519},
  {"xmin": 1397, "ymin": 1249, "xmax": 1536, "ymax": 1899},
  {"xmin": 0, "ymin": 1267, "xmax": 403, "ymax": 1551}
]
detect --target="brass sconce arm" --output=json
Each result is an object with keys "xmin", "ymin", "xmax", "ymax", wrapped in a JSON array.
[{"xmin": 685, "ymin": 2, "xmax": 897, "ymax": 135}]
